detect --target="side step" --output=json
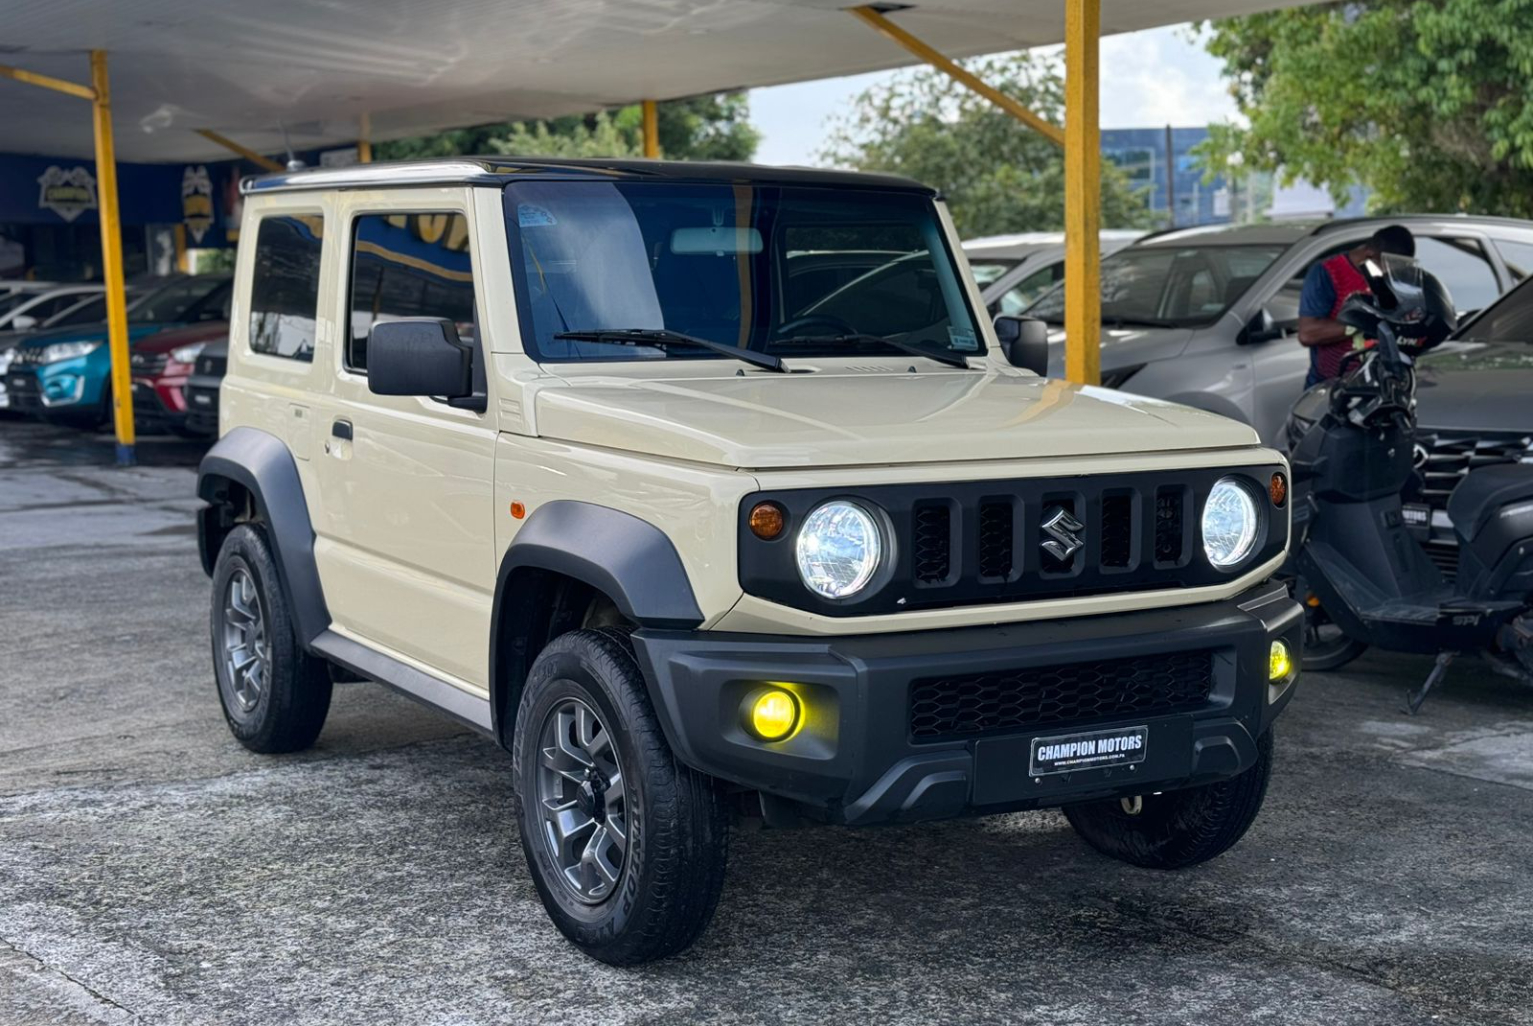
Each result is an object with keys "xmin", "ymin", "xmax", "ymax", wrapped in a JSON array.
[{"xmin": 310, "ymin": 630, "xmax": 495, "ymax": 738}]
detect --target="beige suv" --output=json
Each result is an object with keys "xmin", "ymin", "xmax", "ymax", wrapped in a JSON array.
[{"xmin": 197, "ymin": 158, "xmax": 1302, "ymax": 965}]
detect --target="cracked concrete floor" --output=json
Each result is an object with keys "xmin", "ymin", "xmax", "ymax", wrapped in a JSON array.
[{"xmin": 2, "ymin": 419, "xmax": 1532, "ymax": 1026}]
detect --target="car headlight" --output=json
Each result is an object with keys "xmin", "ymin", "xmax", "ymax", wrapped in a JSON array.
[
  {"xmin": 170, "ymin": 342, "xmax": 206, "ymax": 365},
  {"xmin": 795, "ymin": 500, "xmax": 883, "ymax": 599},
  {"xmin": 41, "ymin": 340, "xmax": 102, "ymax": 364},
  {"xmin": 1201, "ymin": 477, "xmax": 1261, "ymax": 569}
]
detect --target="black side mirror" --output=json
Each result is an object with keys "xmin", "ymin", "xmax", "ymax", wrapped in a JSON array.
[
  {"xmin": 367, "ymin": 318, "xmax": 472, "ymax": 398},
  {"xmin": 1241, "ymin": 308, "xmax": 1278, "ymax": 344},
  {"xmin": 994, "ymin": 315, "xmax": 1050, "ymax": 375}
]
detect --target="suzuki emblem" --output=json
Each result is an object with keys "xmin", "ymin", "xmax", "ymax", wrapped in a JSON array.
[{"xmin": 1041, "ymin": 506, "xmax": 1086, "ymax": 562}]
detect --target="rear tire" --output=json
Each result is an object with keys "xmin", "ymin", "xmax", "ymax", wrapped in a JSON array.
[
  {"xmin": 210, "ymin": 524, "xmax": 332, "ymax": 753},
  {"xmin": 1064, "ymin": 728, "xmax": 1274, "ymax": 869},
  {"xmin": 512, "ymin": 627, "xmax": 728, "ymax": 965}
]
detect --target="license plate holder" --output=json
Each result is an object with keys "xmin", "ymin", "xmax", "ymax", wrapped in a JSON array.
[{"xmin": 1029, "ymin": 724, "xmax": 1149, "ymax": 777}]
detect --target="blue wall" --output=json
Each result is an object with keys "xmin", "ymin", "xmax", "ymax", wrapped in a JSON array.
[{"xmin": 1102, "ymin": 127, "xmax": 1230, "ymax": 227}]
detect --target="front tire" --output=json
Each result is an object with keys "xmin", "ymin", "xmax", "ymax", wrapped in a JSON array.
[
  {"xmin": 210, "ymin": 524, "xmax": 332, "ymax": 753},
  {"xmin": 1064, "ymin": 728, "xmax": 1274, "ymax": 869},
  {"xmin": 512, "ymin": 628, "xmax": 728, "ymax": 966}
]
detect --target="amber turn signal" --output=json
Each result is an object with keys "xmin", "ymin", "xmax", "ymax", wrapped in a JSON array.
[
  {"xmin": 749, "ymin": 501, "xmax": 786, "ymax": 540},
  {"xmin": 1270, "ymin": 472, "xmax": 1288, "ymax": 507},
  {"xmin": 510, "ymin": 501, "xmax": 526, "ymax": 519}
]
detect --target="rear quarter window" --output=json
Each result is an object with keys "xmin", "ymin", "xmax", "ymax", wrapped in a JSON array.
[{"xmin": 248, "ymin": 215, "xmax": 324, "ymax": 361}]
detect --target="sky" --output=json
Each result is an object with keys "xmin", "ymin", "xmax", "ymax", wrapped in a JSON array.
[{"xmin": 749, "ymin": 24, "xmax": 1237, "ymax": 167}]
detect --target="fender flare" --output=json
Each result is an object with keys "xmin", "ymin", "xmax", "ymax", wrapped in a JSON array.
[
  {"xmin": 488, "ymin": 500, "xmax": 705, "ymax": 742},
  {"xmin": 197, "ymin": 426, "xmax": 331, "ymax": 647}
]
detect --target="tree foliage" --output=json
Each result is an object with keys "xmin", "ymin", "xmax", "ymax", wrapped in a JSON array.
[
  {"xmin": 1200, "ymin": 1, "xmax": 1533, "ymax": 217},
  {"xmin": 375, "ymin": 94, "xmax": 760, "ymax": 162},
  {"xmin": 821, "ymin": 53, "xmax": 1154, "ymax": 236}
]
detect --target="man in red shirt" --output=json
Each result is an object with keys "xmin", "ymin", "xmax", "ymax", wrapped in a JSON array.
[{"xmin": 1297, "ymin": 225, "xmax": 1415, "ymax": 387}]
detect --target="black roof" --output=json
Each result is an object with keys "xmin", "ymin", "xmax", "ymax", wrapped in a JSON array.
[{"xmin": 243, "ymin": 157, "xmax": 935, "ymax": 196}]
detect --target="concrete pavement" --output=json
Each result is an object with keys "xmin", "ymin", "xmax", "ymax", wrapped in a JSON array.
[{"xmin": 2, "ymin": 419, "xmax": 1531, "ymax": 1026}]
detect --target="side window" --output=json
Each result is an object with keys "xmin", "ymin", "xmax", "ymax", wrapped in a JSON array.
[
  {"xmin": 1416, "ymin": 237, "xmax": 1500, "ymax": 314},
  {"xmin": 995, "ymin": 264, "xmax": 1060, "ymax": 315},
  {"xmin": 1267, "ymin": 242, "xmax": 1354, "ymax": 324},
  {"xmin": 347, "ymin": 212, "xmax": 476, "ymax": 371},
  {"xmin": 249, "ymin": 216, "xmax": 323, "ymax": 361},
  {"xmin": 1495, "ymin": 239, "xmax": 1533, "ymax": 280}
]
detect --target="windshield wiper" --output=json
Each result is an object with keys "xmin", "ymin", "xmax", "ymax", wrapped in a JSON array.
[
  {"xmin": 553, "ymin": 328, "xmax": 786, "ymax": 373},
  {"xmin": 771, "ymin": 333, "xmax": 977, "ymax": 370},
  {"xmin": 1103, "ymin": 316, "xmax": 1180, "ymax": 330}
]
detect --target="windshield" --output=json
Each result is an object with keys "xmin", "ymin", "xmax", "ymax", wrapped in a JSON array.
[
  {"xmin": 1027, "ymin": 244, "xmax": 1286, "ymax": 327},
  {"xmin": 967, "ymin": 259, "xmax": 1017, "ymax": 287},
  {"xmin": 1452, "ymin": 276, "xmax": 1533, "ymax": 343},
  {"xmin": 503, "ymin": 182, "xmax": 981, "ymax": 364},
  {"xmin": 129, "ymin": 276, "xmax": 231, "ymax": 324}
]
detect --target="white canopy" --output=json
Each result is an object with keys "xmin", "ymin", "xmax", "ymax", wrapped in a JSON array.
[{"xmin": 5, "ymin": 0, "xmax": 1306, "ymax": 163}]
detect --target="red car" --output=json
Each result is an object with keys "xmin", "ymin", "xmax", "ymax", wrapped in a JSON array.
[{"xmin": 130, "ymin": 321, "xmax": 229, "ymax": 437}]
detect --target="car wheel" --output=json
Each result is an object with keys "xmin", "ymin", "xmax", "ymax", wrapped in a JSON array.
[
  {"xmin": 210, "ymin": 524, "xmax": 332, "ymax": 753},
  {"xmin": 1300, "ymin": 600, "xmax": 1368, "ymax": 671},
  {"xmin": 512, "ymin": 627, "xmax": 728, "ymax": 966},
  {"xmin": 1063, "ymin": 728, "xmax": 1274, "ymax": 869}
]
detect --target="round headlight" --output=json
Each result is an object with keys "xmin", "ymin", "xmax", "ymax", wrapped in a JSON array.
[
  {"xmin": 795, "ymin": 500, "xmax": 882, "ymax": 599},
  {"xmin": 1202, "ymin": 477, "xmax": 1261, "ymax": 569}
]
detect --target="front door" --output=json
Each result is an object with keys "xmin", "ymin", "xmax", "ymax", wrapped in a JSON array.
[{"xmin": 312, "ymin": 199, "xmax": 497, "ymax": 692}]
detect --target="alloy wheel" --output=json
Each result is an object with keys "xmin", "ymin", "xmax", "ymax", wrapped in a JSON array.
[
  {"xmin": 536, "ymin": 696, "xmax": 629, "ymax": 903},
  {"xmin": 221, "ymin": 566, "xmax": 270, "ymax": 713}
]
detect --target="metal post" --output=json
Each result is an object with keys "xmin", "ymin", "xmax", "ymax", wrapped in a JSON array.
[
  {"xmin": 641, "ymin": 100, "xmax": 660, "ymax": 158},
  {"xmin": 90, "ymin": 50, "xmax": 135, "ymax": 465},
  {"xmin": 194, "ymin": 129, "xmax": 285, "ymax": 173},
  {"xmin": 850, "ymin": 5, "xmax": 1064, "ymax": 146},
  {"xmin": 1164, "ymin": 124, "xmax": 1175, "ymax": 228},
  {"xmin": 1063, "ymin": 0, "xmax": 1101, "ymax": 387},
  {"xmin": 358, "ymin": 112, "xmax": 372, "ymax": 164},
  {"xmin": 173, "ymin": 224, "xmax": 189, "ymax": 274}
]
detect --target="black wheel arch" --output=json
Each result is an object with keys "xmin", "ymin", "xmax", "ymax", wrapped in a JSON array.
[
  {"xmin": 197, "ymin": 426, "xmax": 330, "ymax": 648},
  {"xmin": 489, "ymin": 500, "xmax": 705, "ymax": 747}
]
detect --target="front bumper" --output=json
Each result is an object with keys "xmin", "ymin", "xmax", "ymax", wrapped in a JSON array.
[
  {"xmin": 634, "ymin": 580, "xmax": 1301, "ymax": 826},
  {"xmin": 131, "ymin": 374, "xmax": 198, "ymax": 433},
  {"xmin": 183, "ymin": 374, "xmax": 220, "ymax": 434}
]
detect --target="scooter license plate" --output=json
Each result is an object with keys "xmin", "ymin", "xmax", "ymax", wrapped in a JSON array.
[{"xmin": 1029, "ymin": 725, "xmax": 1148, "ymax": 777}]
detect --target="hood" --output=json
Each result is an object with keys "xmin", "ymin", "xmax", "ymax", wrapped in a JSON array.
[
  {"xmin": 1416, "ymin": 339, "xmax": 1533, "ymax": 433},
  {"xmin": 132, "ymin": 321, "xmax": 230, "ymax": 355},
  {"xmin": 1043, "ymin": 325, "xmax": 1195, "ymax": 378},
  {"xmin": 534, "ymin": 364, "xmax": 1259, "ymax": 469}
]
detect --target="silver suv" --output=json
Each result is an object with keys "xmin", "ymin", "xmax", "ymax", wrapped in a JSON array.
[{"xmin": 1028, "ymin": 217, "xmax": 1533, "ymax": 444}]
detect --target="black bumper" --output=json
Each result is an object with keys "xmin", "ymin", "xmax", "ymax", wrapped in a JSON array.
[
  {"xmin": 633, "ymin": 581, "xmax": 1302, "ymax": 827},
  {"xmin": 3, "ymin": 371, "xmax": 41, "ymax": 413},
  {"xmin": 183, "ymin": 377, "xmax": 220, "ymax": 434}
]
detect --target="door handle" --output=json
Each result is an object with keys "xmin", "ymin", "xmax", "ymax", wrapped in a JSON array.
[{"xmin": 331, "ymin": 419, "xmax": 353, "ymax": 441}]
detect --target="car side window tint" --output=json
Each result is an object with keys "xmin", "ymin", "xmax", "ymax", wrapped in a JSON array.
[
  {"xmin": 347, "ymin": 213, "xmax": 476, "ymax": 372},
  {"xmin": 1416, "ymin": 237, "xmax": 1500, "ymax": 314},
  {"xmin": 1495, "ymin": 239, "xmax": 1533, "ymax": 281},
  {"xmin": 249, "ymin": 216, "xmax": 323, "ymax": 361},
  {"xmin": 996, "ymin": 265, "xmax": 1059, "ymax": 315}
]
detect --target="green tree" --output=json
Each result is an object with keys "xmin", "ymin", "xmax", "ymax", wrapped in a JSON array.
[
  {"xmin": 375, "ymin": 94, "xmax": 760, "ymax": 162},
  {"xmin": 1199, "ymin": 1, "xmax": 1533, "ymax": 217},
  {"xmin": 821, "ymin": 53, "xmax": 1154, "ymax": 237}
]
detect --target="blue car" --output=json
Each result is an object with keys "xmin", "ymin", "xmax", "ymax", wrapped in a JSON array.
[{"xmin": 4, "ymin": 275, "xmax": 231, "ymax": 427}]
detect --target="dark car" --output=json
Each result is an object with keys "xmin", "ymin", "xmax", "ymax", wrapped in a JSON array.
[
  {"xmin": 182, "ymin": 338, "xmax": 226, "ymax": 436},
  {"xmin": 129, "ymin": 322, "xmax": 229, "ymax": 437}
]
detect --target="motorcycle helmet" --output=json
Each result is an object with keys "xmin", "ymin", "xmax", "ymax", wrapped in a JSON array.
[{"xmin": 1338, "ymin": 254, "xmax": 1457, "ymax": 348}]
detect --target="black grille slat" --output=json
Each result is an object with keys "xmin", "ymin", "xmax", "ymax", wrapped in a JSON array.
[
  {"xmin": 912, "ymin": 503, "xmax": 952, "ymax": 584},
  {"xmin": 1415, "ymin": 431, "xmax": 1530, "ymax": 508},
  {"xmin": 1100, "ymin": 493, "xmax": 1133, "ymax": 569},
  {"xmin": 909, "ymin": 650, "xmax": 1215, "ymax": 741},
  {"xmin": 977, "ymin": 501, "xmax": 1014, "ymax": 580},
  {"xmin": 1154, "ymin": 488, "xmax": 1185, "ymax": 565}
]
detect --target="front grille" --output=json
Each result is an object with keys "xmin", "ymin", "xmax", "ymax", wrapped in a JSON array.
[
  {"xmin": 1413, "ymin": 430, "xmax": 1531, "ymax": 511},
  {"xmin": 1100, "ymin": 493, "xmax": 1134, "ymax": 568},
  {"xmin": 1155, "ymin": 487, "xmax": 1186, "ymax": 564},
  {"xmin": 130, "ymin": 352, "xmax": 167, "ymax": 375},
  {"xmin": 908, "ymin": 650, "xmax": 1215, "ymax": 741},
  {"xmin": 12, "ymin": 346, "xmax": 47, "ymax": 367},
  {"xmin": 977, "ymin": 500, "xmax": 1015, "ymax": 580},
  {"xmin": 195, "ymin": 352, "xmax": 227, "ymax": 377},
  {"xmin": 912, "ymin": 502, "xmax": 953, "ymax": 583}
]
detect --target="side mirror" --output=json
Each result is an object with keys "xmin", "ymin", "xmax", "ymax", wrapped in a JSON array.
[
  {"xmin": 367, "ymin": 318, "xmax": 472, "ymax": 398},
  {"xmin": 994, "ymin": 315, "xmax": 1050, "ymax": 375},
  {"xmin": 1240, "ymin": 308, "xmax": 1282, "ymax": 344},
  {"xmin": 10, "ymin": 314, "xmax": 36, "ymax": 331}
]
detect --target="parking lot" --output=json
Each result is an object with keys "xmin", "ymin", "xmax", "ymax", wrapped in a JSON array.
[{"xmin": 2, "ymin": 418, "xmax": 1531, "ymax": 1026}]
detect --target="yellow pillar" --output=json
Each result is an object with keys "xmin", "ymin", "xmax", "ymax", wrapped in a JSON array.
[
  {"xmin": 1063, "ymin": 0, "xmax": 1101, "ymax": 386},
  {"xmin": 194, "ymin": 129, "xmax": 284, "ymax": 173},
  {"xmin": 91, "ymin": 50, "xmax": 136, "ymax": 464},
  {"xmin": 641, "ymin": 100, "xmax": 660, "ymax": 158},
  {"xmin": 173, "ymin": 224, "xmax": 189, "ymax": 274},
  {"xmin": 358, "ymin": 112, "xmax": 372, "ymax": 164}
]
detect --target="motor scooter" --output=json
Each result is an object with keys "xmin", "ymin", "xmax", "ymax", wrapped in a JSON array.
[{"xmin": 1284, "ymin": 256, "xmax": 1533, "ymax": 711}]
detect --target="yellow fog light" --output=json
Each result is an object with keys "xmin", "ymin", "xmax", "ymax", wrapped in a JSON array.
[
  {"xmin": 743, "ymin": 686, "xmax": 800, "ymax": 741},
  {"xmin": 1269, "ymin": 639, "xmax": 1294, "ymax": 682}
]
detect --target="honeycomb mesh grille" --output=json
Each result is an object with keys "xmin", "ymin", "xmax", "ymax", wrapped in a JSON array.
[
  {"xmin": 908, "ymin": 650, "xmax": 1215, "ymax": 741},
  {"xmin": 977, "ymin": 501, "xmax": 1014, "ymax": 579},
  {"xmin": 912, "ymin": 503, "xmax": 952, "ymax": 583},
  {"xmin": 1100, "ymin": 493, "xmax": 1133, "ymax": 568},
  {"xmin": 1154, "ymin": 488, "xmax": 1185, "ymax": 564}
]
